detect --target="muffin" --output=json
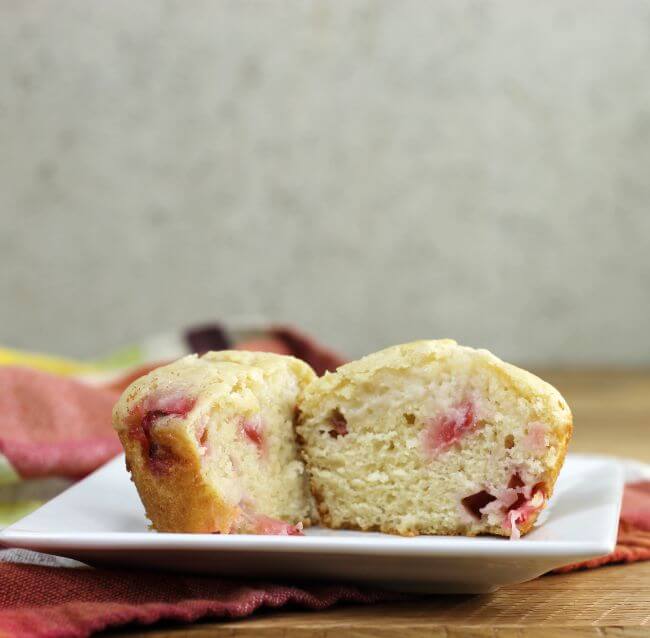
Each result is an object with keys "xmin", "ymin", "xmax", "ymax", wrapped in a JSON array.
[
  {"xmin": 113, "ymin": 351, "xmax": 316, "ymax": 534},
  {"xmin": 297, "ymin": 340, "xmax": 572, "ymax": 539}
]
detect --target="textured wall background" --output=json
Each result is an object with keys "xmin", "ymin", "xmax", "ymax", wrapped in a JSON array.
[{"xmin": 1, "ymin": 1, "xmax": 649, "ymax": 364}]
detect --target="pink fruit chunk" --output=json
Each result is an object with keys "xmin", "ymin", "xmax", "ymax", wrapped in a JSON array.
[
  {"xmin": 233, "ymin": 502, "xmax": 304, "ymax": 535},
  {"xmin": 508, "ymin": 473, "xmax": 525, "ymax": 489},
  {"xmin": 461, "ymin": 490, "xmax": 497, "ymax": 520},
  {"xmin": 142, "ymin": 392, "xmax": 196, "ymax": 417},
  {"xmin": 251, "ymin": 515, "xmax": 304, "ymax": 536},
  {"xmin": 460, "ymin": 472, "xmax": 547, "ymax": 540},
  {"xmin": 239, "ymin": 415, "xmax": 266, "ymax": 455},
  {"xmin": 422, "ymin": 400, "xmax": 477, "ymax": 457},
  {"xmin": 504, "ymin": 489, "xmax": 546, "ymax": 540},
  {"xmin": 523, "ymin": 422, "xmax": 547, "ymax": 454},
  {"xmin": 128, "ymin": 392, "xmax": 196, "ymax": 473},
  {"xmin": 328, "ymin": 409, "xmax": 348, "ymax": 438}
]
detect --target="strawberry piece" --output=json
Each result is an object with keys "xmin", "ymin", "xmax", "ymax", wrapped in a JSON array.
[
  {"xmin": 524, "ymin": 422, "xmax": 547, "ymax": 453},
  {"xmin": 461, "ymin": 490, "xmax": 497, "ymax": 520},
  {"xmin": 233, "ymin": 502, "xmax": 304, "ymax": 535},
  {"xmin": 504, "ymin": 488, "xmax": 546, "ymax": 540},
  {"xmin": 508, "ymin": 472, "xmax": 525, "ymax": 489},
  {"xmin": 252, "ymin": 515, "xmax": 304, "ymax": 536},
  {"xmin": 128, "ymin": 392, "xmax": 196, "ymax": 473},
  {"xmin": 239, "ymin": 416, "xmax": 266, "ymax": 455},
  {"xmin": 422, "ymin": 400, "xmax": 476, "ymax": 457}
]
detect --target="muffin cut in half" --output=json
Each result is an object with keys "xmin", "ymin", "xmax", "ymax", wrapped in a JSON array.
[
  {"xmin": 113, "ymin": 351, "xmax": 316, "ymax": 534},
  {"xmin": 297, "ymin": 340, "xmax": 572, "ymax": 539}
]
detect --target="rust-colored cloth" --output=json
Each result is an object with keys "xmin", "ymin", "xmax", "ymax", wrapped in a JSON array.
[
  {"xmin": 0, "ymin": 367, "xmax": 121, "ymax": 480},
  {"xmin": 552, "ymin": 481, "xmax": 650, "ymax": 573},
  {"xmin": 0, "ymin": 564, "xmax": 404, "ymax": 638},
  {"xmin": 0, "ymin": 326, "xmax": 346, "ymax": 481}
]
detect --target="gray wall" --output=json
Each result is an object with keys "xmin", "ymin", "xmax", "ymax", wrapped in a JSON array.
[{"xmin": 1, "ymin": 1, "xmax": 649, "ymax": 365}]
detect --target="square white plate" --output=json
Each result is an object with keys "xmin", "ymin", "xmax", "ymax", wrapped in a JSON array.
[{"xmin": 0, "ymin": 454, "xmax": 623, "ymax": 593}]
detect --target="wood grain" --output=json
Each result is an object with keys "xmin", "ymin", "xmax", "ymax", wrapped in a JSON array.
[{"xmin": 105, "ymin": 370, "xmax": 650, "ymax": 637}]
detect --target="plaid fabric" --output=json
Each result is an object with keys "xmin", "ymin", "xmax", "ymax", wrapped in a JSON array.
[{"xmin": 0, "ymin": 323, "xmax": 345, "ymax": 522}]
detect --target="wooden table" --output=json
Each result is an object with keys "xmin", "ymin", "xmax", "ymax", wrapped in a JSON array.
[{"xmin": 108, "ymin": 370, "xmax": 650, "ymax": 637}]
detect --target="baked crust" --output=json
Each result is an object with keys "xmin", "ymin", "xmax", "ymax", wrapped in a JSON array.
[
  {"xmin": 118, "ymin": 425, "xmax": 237, "ymax": 533},
  {"xmin": 113, "ymin": 351, "xmax": 316, "ymax": 533}
]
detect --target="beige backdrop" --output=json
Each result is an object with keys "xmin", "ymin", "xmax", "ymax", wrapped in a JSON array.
[{"xmin": 1, "ymin": 1, "xmax": 649, "ymax": 364}]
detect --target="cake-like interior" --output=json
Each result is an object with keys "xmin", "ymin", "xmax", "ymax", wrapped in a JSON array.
[
  {"xmin": 297, "ymin": 340, "xmax": 572, "ymax": 538},
  {"xmin": 113, "ymin": 351, "xmax": 316, "ymax": 534}
]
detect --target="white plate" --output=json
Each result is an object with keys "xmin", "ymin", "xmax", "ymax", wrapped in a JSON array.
[{"xmin": 0, "ymin": 454, "xmax": 623, "ymax": 594}]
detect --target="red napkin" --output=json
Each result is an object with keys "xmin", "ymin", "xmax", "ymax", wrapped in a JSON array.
[
  {"xmin": 552, "ymin": 481, "xmax": 650, "ymax": 573},
  {"xmin": 0, "ymin": 367, "xmax": 121, "ymax": 480},
  {"xmin": 0, "ymin": 566, "xmax": 404, "ymax": 638},
  {"xmin": 0, "ymin": 326, "xmax": 347, "ymax": 482}
]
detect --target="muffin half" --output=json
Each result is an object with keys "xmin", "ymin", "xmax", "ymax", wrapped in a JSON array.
[
  {"xmin": 113, "ymin": 351, "xmax": 316, "ymax": 534},
  {"xmin": 297, "ymin": 340, "xmax": 572, "ymax": 539}
]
